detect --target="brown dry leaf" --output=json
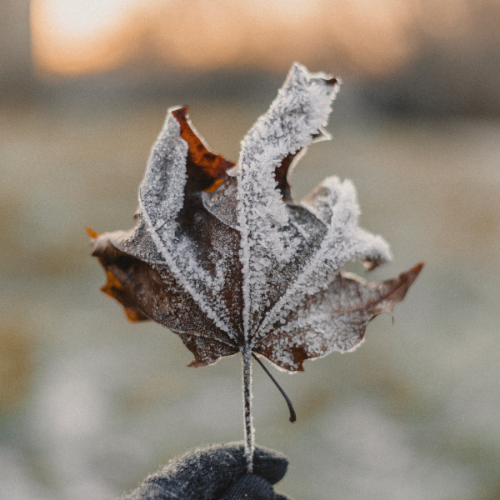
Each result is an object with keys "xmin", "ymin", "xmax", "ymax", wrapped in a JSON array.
[{"xmin": 88, "ymin": 63, "xmax": 423, "ymax": 372}]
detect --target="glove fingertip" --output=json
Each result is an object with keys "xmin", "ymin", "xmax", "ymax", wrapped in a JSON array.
[
  {"xmin": 220, "ymin": 474, "xmax": 274, "ymax": 500},
  {"xmin": 253, "ymin": 447, "xmax": 289, "ymax": 485},
  {"xmin": 220, "ymin": 442, "xmax": 288, "ymax": 484}
]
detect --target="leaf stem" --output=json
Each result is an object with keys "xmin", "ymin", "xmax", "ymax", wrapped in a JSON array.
[
  {"xmin": 252, "ymin": 353, "xmax": 296, "ymax": 423},
  {"xmin": 242, "ymin": 346, "xmax": 254, "ymax": 474}
]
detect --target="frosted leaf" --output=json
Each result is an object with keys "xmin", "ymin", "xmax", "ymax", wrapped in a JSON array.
[
  {"xmin": 91, "ymin": 220, "xmax": 239, "ymax": 365},
  {"xmin": 88, "ymin": 63, "xmax": 422, "ymax": 371},
  {"xmin": 139, "ymin": 110, "xmax": 188, "ymax": 234},
  {"xmin": 130, "ymin": 108, "xmax": 243, "ymax": 340},
  {"xmin": 252, "ymin": 177, "xmax": 392, "ymax": 343},
  {"xmin": 256, "ymin": 263, "xmax": 423, "ymax": 371},
  {"xmin": 237, "ymin": 63, "xmax": 340, "ymax": 338}
]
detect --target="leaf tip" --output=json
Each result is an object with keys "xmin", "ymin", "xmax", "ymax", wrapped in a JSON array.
[
  {"xmin": 170, "ymin": 105, "xmax": 234, "ymax": 193},
  {"xmin": 381, "ymin": 261, "xmax": 424, "ymax": 313},
  {"xmin": 403, "ymin": 261, "xmax": 425, "ymax": 284},
  {"xmin": 85, "ymin": 226, "xmax": 100, "ymax": 240},
  {"xmin": 187, "ymin": 357, "xmax": 208, "ymax": 368},
  {"xmin": 327, "ymin": 76, "xmax": 341, "ymax": 88},
  {"xmin": 171, "ymin": 105, "xmax": 190, "ymax": 122}
]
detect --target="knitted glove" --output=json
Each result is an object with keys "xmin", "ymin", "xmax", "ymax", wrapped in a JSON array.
[{"xmin": 120, "ymin": 442, "xmax": 293, "ymax": 500}]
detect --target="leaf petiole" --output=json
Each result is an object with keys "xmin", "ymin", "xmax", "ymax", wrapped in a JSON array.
[
  {"xmin": 252, "ymin": 353, "xmax": 297, "ymax": 423},
  {"xmin": 242, "ymin": 347, "xmax": 254, "ymax": 474}
]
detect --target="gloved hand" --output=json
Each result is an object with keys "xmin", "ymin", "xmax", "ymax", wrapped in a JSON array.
[{"xmin": 119, "ymin": 442, "xmax": 293, "ymax": 500}]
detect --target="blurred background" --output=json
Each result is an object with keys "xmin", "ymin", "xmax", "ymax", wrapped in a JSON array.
[{"xmin": 1, "ymin": 0, "xmax": 499, "ymax": 499}]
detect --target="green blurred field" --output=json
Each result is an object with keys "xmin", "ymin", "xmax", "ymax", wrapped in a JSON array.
[{"xmin": 1, "ymin": 99, "xmax": 500, "ymax": 499}]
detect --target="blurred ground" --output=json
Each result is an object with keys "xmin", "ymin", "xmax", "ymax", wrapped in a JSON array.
[{"xmin": 1, "ymin": 89, "xmax": 500, "ymax": 499}]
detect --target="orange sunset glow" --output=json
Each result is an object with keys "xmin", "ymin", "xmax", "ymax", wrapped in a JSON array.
[
  {"xmin": 31, "ymin": 0, "xmax": 422, "ymax": 77},
  {"xmin": 31, "ymin": 0, "xmax": 486, "ymax": 78}
]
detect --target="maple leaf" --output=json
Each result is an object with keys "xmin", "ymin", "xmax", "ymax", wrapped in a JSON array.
[{"xmin": 88, "ymin": 63, "xmax": 423, "ymax": 472}]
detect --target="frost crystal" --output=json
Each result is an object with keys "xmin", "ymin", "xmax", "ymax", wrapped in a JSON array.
[{"xmin": 89, "ymin": 62, "xmax": 422, "ymax": 372}]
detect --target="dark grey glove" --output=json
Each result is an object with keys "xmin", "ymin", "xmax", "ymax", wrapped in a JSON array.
[{"xmin": 120, "ymin": 442, "xmax": 293, "ymax": 500}]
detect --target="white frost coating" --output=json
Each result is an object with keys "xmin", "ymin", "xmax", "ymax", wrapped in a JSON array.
[
  {"xmin": 139, "ymin": 109, "xmax": 236, "ymax": 340},
  {"xmin": 140, "ymin": 112, "xmax": 187, "ymax": 226},
  {"xmin": 242, "ymin": 346, "xmax": 254, "ymax": 473},
  {"xmin": 252, "ymin": 177, "xmax": 392, "ymax": 344},
  {"xmin": 260, "ymin": 269, "xmax": 408, "ymax": 370},
  {"xmin": 237, "ymin": 63, "xmax": 340, "ymax": 340}
]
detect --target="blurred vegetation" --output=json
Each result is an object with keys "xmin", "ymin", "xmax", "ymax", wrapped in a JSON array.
[{"xmin": 0, "ymin": 325, "xmax": 33, "ymax": 413}]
